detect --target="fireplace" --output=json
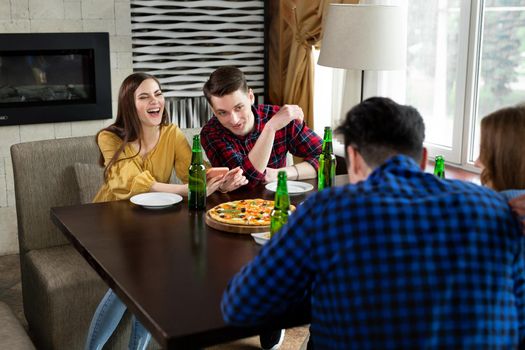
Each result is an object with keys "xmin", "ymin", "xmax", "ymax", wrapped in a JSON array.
[{"xmin": 0, "ymin": 32, "xmax": 112, "ymax": 126}]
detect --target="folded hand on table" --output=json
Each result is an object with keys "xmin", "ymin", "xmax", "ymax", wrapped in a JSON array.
[{"xmin": 264, "ymin": 167, "xmax": 280, "ymax": 184}]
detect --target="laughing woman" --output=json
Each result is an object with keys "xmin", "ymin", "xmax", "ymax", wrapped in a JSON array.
[{"xmin": 85, "ymin": 72, "xmax": 247, "ymax": 350}]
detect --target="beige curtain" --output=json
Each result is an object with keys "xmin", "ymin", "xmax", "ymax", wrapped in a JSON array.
[
  {"xmin": 268, "ymin": 0, "xmax": 358, "ymax": 129},
  {"xmin": 267, "ymin": 1, "xmax": 295, "ymax": 107},
  {"xmin": 283, "ymin": 0, "xmax": 326, "ymax": 127}
]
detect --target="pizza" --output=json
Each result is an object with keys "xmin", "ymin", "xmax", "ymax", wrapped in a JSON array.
[
  {"xmin": 208, "ymin": 199, "xmax": 295, "ymax": 226},
  {"xmin": 208, "ymin": 199, "xmax": 273, "ymax": 226}
]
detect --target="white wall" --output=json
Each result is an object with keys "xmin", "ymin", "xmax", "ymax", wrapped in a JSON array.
[{"xmin": 0, "ymin": 0, "xmax": 133, "ymax": 255}]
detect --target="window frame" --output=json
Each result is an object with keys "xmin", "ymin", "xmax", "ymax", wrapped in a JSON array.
[
  {"xmin": 459, "ymin": 0, "xmax": 483, "ymax": 173},
  {"xmin": 315, "ymin": 0, "xmax": 520, "ymax": 174},
  {"xmin": 423, "ymin": 0, "xmax": 473, "ymax": 165}
]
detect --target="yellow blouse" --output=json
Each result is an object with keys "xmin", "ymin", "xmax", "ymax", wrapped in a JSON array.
[{"xmin": 93, "ymin": 124, "xmax": 192, "ymax": 202}]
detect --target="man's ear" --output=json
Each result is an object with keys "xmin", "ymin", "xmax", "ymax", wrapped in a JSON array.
[
  {"xmin": 248, "ymin": 88, "xmax": 255, "ymax": 104},
  {"xmin": 346, "ymin": 145, "xmax": 370, "ymax": 184},
  {"xmin": 346, "ymin": 145, "xmax": 356, "ymax": 176},
  {"xmin": 419, "ymin": 147, "xmax": 428, "ymax": 171}
]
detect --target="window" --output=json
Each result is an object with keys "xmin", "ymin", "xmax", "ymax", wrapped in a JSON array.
[
  {"xmin": 407, "ymin": 0, "xmax": 525, "ymax": 167},
  {"xmin": 405, "ymin": 0, "xmax": 464, "ymax": 162},
  {"xmin": 314, "ymin": 0, "xmax": 525, "ymax": 169},
  {"xmin": 469, "ymin": 1, "xmax": 525, "ymax": 164}
]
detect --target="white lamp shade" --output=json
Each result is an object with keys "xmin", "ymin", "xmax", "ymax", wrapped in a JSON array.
[{"xmin": 318, "ymin": 4, "xmax": 407, "ymax": 71}]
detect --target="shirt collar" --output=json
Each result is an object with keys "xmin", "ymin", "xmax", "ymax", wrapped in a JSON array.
[{"xmin": 368, "ymin": 154, "xmax": 422, "ymax": 180}]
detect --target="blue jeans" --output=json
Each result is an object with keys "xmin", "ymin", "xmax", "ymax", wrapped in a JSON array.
[{"xmin": 85, "ymin": 289, "xmax": 152, "ymax": 350}]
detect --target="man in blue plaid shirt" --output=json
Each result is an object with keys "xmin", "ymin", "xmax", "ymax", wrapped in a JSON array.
[{"xmin": 222, "ymin": 97, "xmax": 525, "ymax": 349}]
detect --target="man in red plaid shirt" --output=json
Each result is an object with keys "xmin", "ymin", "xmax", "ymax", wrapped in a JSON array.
[{"xmin": 201, "ymin": 66, "xmax": 323, "ymax": 188}]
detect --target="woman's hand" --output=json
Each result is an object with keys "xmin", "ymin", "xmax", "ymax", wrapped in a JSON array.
[
  {"xmin": 218, "ymin": 167, "xmax": 248, "ymax": 192},
  {"xmin": 509, "ymin": 194, "xmax": 525, "ymax": 230},
  {"xmin": 509, "ymin": 194, "xmax": 525, "ymax": 217},
  {"xmin": 206, "ymin": 175, "xmax": 224, "ymax": 196}
]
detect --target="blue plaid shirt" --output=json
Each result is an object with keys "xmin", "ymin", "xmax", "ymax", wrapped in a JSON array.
[{"xmin": 222, "ymin": 155, "xmax": 525, "ymax": 349}]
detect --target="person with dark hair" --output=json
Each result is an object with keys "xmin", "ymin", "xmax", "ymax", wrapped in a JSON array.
[
  {"xmin": 222, "ymin": 97, "xmax": 525, "ymax": 349},
  {"xmin": 85, "ymin": 72, "xmax": 247, "ymax": 350},
  {"xmin": 475, "ymin": 104, "xmax": 525, "ymax": 224},
  {"xmin": 200, "ymin": 66, "xmax": 323, "ymax": 187}
]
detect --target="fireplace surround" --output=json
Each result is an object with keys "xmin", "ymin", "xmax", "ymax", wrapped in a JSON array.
[{"xmin": 0, "ymin": 32, "xmax": 112, "ymax": 126}]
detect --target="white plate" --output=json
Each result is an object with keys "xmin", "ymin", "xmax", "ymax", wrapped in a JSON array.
[
  {"xmin": 130, "ymin": 192, "xmax": 183, "ymax": 209},
  {"xmin": 265, "ymin": 181, "xmax": 314, "ymax": 195},
  {"xmin": 251, "ymin": 232, "xmax": 271, "ymax": 245}
]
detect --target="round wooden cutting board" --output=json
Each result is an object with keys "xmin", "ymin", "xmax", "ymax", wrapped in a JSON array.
[{"xmin": 205, "ymin": 211, "xmax": 270, "ymax": 234}]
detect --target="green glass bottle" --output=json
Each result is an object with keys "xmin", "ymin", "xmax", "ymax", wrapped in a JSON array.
[
  {"xmin": 433, "ymin": 155, "xmax": 445, "ymax": 179},
  {"xmin": 188, "ymin": 135, "xmax": 206, "ymax": 210},
  {"xmin": 318, "ymin": 126, "xmax": 337, "ymax": 190},
  {"xmin": 270, "ymin": 171, "xmax": 291, "ymax": 237}
]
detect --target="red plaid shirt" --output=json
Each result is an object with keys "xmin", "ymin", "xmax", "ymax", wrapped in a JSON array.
[{"xmin": 201, "ymin": 104, "xmax": 322, "ymax": 186}]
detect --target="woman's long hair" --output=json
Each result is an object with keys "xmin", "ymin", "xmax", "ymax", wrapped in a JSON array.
[
  {"xmin": 97, "ymin": 72, "xmax": 170, "ymax": 179},
  {"xmin": 479, "ymin": 104, "xmax": 525, "ymax": 191}
]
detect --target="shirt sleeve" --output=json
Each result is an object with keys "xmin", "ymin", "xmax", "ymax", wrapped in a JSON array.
[
  {"xmin": 172, "ymin": 126, "xmax": 192, "ymax": 184},
  {"xmin": 201, "ymin": 128, "xmax": 265, "ymax": 185},
  {"xmin": 221, "ymin": 198, "xmax": 315, "ymax": 325},
  {"xmin": 287, "ymin": 120, "xmax": 323, "ymax": 170},
  {"xmin": 98, "ymin": 131, "xmax": 155, "ymax": 200}
]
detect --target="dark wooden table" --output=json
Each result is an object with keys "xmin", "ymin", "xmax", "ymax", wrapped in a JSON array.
[{"xmin": 51, "ymin": 176, "xmax": 348, "ymax": 349}]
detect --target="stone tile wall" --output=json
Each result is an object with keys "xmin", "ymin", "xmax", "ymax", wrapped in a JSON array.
[{"xmin": 0, "ymin": 0, "xmax": 133, "ymax": 255}]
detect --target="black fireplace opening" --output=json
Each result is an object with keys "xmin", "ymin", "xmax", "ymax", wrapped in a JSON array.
[
  {"xmin": 0, "ymin": 32, "xmax": 112, "ymax": 126},
  {"xmin": 1, "ymin": 50, "xmax": 96, "ymax": 106}
]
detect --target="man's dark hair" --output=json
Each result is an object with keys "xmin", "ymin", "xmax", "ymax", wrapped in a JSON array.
[
  {"xmin": 203, "ymin": 66, "xmax": 249, "ymax": 105},
  {"xmin": 335, "ymin": 97, "xmax": 425, "ymax": 168}
]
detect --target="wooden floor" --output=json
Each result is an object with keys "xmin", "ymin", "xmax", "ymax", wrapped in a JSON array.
[{"xmin": 0, "ymin": 253, "xmax": 308, "ymax": 349}]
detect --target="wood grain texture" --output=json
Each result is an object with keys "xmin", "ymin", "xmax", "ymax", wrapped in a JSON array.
[{"xmin": 51, "ymin": 176, "xmax": 321, "ymax": 348}]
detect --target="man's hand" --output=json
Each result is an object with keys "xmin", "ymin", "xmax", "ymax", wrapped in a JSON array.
[
  {"xmin": 263, "ymin": 167, "xmax": 280, "ymax": 184},
  {"xmin": 248, "ymin": 104, "xmax": 304, "ymax": 174},
  {"xmin": 219, "ymin": 167, "xmax": 248, "ymax": 192},
  {"xmin": 265, "ymin": 105, "xmax": 304, "ymax": 132}
]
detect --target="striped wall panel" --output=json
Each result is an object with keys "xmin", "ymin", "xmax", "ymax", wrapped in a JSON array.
[{"xmin": 130, "ymin": 0, "xmax": 265, "ymax": 99}]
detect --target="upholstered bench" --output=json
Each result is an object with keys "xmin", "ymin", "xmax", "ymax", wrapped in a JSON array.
[
  {"xmin": 11, "ymin": 136, "xmax": 160, "ymax": 349},
  {"xmin": 10, "ymin": 128, "xmax": 204, "ymax": 349},
  {"xmin": 0, "ymin": 301, "xmax": 35, "ymax": 350}
]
